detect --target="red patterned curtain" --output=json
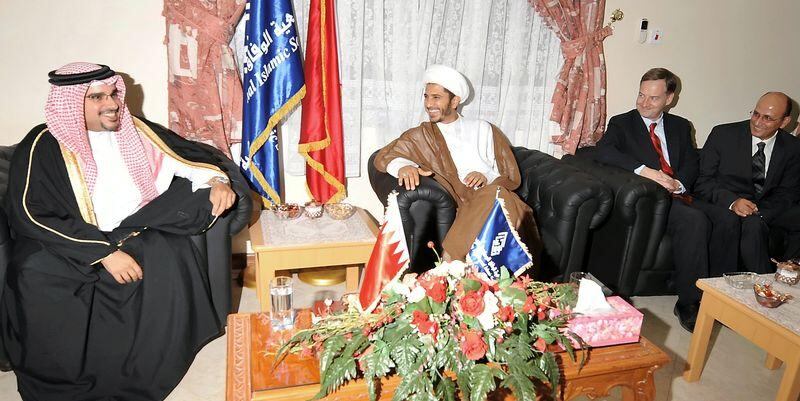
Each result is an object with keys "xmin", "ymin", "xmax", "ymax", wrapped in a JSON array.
[
  {"xmin": 528, "ymin": 0, "xmax": 612, "ymax": 155},
  {"xmin": 163, "ymin": 0, "xmax": 246, "ymax": 157}
]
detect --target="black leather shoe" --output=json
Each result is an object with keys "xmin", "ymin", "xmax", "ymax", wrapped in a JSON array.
[
  {"xmin": 0, "ymin": 357, "xmax": 11, "ymax": 372},
  {"xmin": 673, "ymin": 302, "xmax": 699, "ymax": 333}
]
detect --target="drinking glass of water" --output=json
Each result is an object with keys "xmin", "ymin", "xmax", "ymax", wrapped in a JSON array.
[
  {"xmin": 569, "ymin": 271, "xmax": 588, "ymax": 286},
  {"xmin": 270, "ymin": 276, "xmax": 294, "ymax": 330}
]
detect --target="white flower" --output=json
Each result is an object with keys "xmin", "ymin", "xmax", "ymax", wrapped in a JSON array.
[
  {"xmin": 406, "ymin": 285, "xmax": 427, "ymax": 303},
  {"xmin": 477, "ymin": 291, "xmax": 500, "ymax": 331},
  {"xmin": 428, "ymin": 262, "xmax": 449, "ymax": 277},
  {"xmin": 445, "ymin": 260, "xmax": 467, "ymax": 278},
  {"xmin": 401, "ymin": 273, "xmax": 418, "ymax": 287},
  {"xmin": 385, "ymin": 279, "xmax": 410, "ymax": 298}
]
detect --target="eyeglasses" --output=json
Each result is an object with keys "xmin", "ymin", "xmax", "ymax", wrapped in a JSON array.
[
  {"xmin": 85, "ymin": 91, "xmax": 120, "ymax": 103},
  {"xmin": 750, "ymin": 110, "xmax": 781, "ymax": 124}
]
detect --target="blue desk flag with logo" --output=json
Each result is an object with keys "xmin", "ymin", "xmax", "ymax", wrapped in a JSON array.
[
  {"xmin": 241, "ymin": 0, "xmax": 305, "ymax": 206},
  {"xmin": 467, "ymin": 198, "xmax": 533, "ymax": 281}
]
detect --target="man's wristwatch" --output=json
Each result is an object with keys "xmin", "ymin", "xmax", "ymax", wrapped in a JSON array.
[{"xmin": 208, "ymin": 176, "xmax": 230, "ymax": 186}]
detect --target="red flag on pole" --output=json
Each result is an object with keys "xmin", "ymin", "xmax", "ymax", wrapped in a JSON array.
[
  {"xmin": 298, "ymin": 0, "xmax": 346, "ymax": 203},
  {"xmin": 359, "ymin": 192, "xmax": 410, "ymax": 313}
]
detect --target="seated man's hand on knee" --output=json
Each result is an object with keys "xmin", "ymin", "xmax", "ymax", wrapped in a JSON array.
[
  {"xmin": 463, "ymin": 171, "xmax": 487, "ymax": 189},
  {"xmin": 731, "ymin": 198, "xmax": 759, "ymax": 217},
  {"xmin": 101, "ymin": 250, "xmax": 143, "ymax": 284}
]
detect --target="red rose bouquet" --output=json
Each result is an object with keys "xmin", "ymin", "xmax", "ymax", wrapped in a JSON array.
[{"xmin": 277, "ymin": 260, "xmax": 582, "ymax": 401}]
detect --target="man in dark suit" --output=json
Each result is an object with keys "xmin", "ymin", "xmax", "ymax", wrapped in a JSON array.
[
  {"xmin": 695, "ymin": 92, "xmax": 800, "ymax": 274},
  {"xmin": 595, "ymin": 68, "xmax": 707, "ymax": 332}
]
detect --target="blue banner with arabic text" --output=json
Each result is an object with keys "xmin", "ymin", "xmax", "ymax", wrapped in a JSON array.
[{"xmin": 241, "ymin": 0, "xmax": 305, "ymax": 206}]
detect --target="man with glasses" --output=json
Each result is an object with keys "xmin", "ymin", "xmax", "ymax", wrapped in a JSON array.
[
  {"xmin": 594, "ymin": 68, "xmax": 708, "ymax": 332},
  {"xmin": 695, "ymin": 92, "xmax": 800, "ymax": 274}
]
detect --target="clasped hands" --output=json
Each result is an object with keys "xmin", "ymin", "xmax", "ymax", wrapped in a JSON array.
[
  {"xmin": 640, "ymin": 166, "xmax": 681, "ymax": 193},
  {"xmin": 397, "ymin": 166, "xmax": 486, "ymax": 190},
  {"xmin": 102, "ymin": 176, "xmax": 235, "ymax": 284}
]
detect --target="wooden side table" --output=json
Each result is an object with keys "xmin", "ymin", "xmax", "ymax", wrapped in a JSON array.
[
  {"xmin": 249, "ymin": 208, "xmax": 379, "ymax": 311},
  {"xmin": 684, "ymin": 277, "xmax": 800, "ymax": 401},
  {"xmin": 226, "ymin": 313, "xmax": 670, "ymax": 401}
]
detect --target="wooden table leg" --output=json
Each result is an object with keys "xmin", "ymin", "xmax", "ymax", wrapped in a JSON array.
[
  {"xmin": 618, "ymin": 366, "xmax": 658, "ymax": 401},
  {"xmin": 775, "ymin": 354, "xmax": 800, "ymax": 401},
  {"xmin": 765, "ymin": 353, "xmax": 783, "ymax": 370},
  {"xmin": 345, "ymin": 265, "xmax": 360, "ymax": 293},
  {"xmin": 257, "ymin": 257, "xmax": 275, "ymax": 312},
  {"xmin": 683, "ymin": 295, "xmax": 716, "ymax": 382}
]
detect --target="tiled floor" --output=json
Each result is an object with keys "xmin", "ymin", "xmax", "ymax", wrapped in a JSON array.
[{"xmin": 0, "ymin": 274, "xmax": 788, "ymax": 400}]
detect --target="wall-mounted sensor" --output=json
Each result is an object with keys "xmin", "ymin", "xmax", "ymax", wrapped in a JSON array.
[{"xmin": 639, "ymin": 19, "xmax": 648, "ymax": 44}]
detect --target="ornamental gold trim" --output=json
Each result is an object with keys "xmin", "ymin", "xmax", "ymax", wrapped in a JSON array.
[
  {"xmin": 22, "ymin": 130, "xmax": 110, "ymax": 246},
  {"xmin": 58, "ymin": 142, "xmax": 98, "ymax": 226}
]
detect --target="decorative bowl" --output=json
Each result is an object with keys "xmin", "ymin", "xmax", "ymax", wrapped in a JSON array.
[
  {"xmin": 324, "ymin": 202, "xmax": 356, "ymax": 220},
  {"xmin": 753, "ymin": 281, "xmax": 792, "ymax": 308},
  {"xmin": 304, "ymin": 201, "xmax": 324, "ymax": 219},
  {"xmin": 274, "ymin": 203, "xmax": 303, "ymax": 220},
  {"xmin": 723, "ymin": 272, "xmax": 757, "ymax": 289},
  {"xmin": 773, "ymin": 258, "xmax": 800, "ymax": 286}
]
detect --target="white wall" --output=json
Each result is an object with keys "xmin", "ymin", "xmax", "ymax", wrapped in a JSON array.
[
  {"xmin": 1, "ymin": 0, "xmax": 799, "ymax": 241},
  {"xmin": 604, "ymin": 0, "xmax": 800, "ymax": 145},
  {"xmin": 0, "ymin": 1, "xmax": 169, "ymax": 140}
]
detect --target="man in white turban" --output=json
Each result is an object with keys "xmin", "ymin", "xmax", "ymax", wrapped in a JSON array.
[{"xmin": 374, "ymin": 64, "xmax": 540, "ymax": 262}]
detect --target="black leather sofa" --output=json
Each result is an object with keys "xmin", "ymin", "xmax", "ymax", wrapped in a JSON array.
[
  {"xmin": 0, "ymin": 142, "xmax": 251, "ymax": 328},
  {"xmin": 562, "ymin": 151, "xmax": 673, "ymax": 296},
  {"xmin": 368, "ymin": 147, "xmax": 613, "ymax": 280},
  {"xmin": 564, "ymin": 147, "xmax": 792, "ymax": 297}
]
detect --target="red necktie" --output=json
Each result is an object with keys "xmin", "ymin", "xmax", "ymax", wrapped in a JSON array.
[
  {"xmin": 648, "ymin": 122, "xmax": 692, "ymax": 204},
  {"xmin": 648, "ymin": 122, "xmax": 674, "ymax": 176}
]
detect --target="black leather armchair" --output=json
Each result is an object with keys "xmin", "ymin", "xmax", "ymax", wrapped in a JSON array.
[
  {"xmin": 368, "ymin": 147, "xmax": 613, "ymax": 280},
  {"xmin": 563, "ymin": 151, "xmax": 673, "ymax": 296},
  {"xmin": 0, "ymin": 143, "xmax": 251, "ymax": 327}
]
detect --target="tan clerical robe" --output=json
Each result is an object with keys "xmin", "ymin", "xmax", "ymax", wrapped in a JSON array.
[{"xmin": 374, "ymin": 121, "xmax": 541, "ymax": 265}]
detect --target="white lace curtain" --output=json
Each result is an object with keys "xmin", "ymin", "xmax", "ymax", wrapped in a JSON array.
[{"xmin": 235, "ymin": 0, "xmax": 563, "ymax": 177}]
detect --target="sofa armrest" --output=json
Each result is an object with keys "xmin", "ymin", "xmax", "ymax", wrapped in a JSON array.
[
  {"xmin": 368, "ymin": 151, "xmax": 456, "ymax": 269},
  {"xmin": 562, "ymin": 154, "xmax": 670, "ymax": 296},
  {"xmin": 513, "ymin": 147, "xmax": 613, "ymax": 279}
]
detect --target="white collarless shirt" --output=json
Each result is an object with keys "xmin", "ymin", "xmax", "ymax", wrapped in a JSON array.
[{"xmin": 87, "ymin": 130, "xmax": 223, "ymax": 231}]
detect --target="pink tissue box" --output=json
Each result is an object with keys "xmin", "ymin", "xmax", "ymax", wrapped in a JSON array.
[{"xmin": 566, "ymin": 296, "xmax": 643, "ymax": 348}]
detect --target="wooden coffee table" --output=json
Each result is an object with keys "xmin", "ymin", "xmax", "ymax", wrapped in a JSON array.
[
  {"xmin": 226, "ymin": 312, "xmax": 670, "ymax": 401},
  {"xmin": 684, "ymin": 276, "xmax": 800, "ymax": 401},
  {"xmin": 249, "ymin": 208, "xmax": 379, "ymax": 311}
]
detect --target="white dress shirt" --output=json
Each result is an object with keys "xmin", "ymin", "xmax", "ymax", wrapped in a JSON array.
[
  {"xmin": 385, "ymin": 116, "xmax": 501, "ymax": 185},
  {"xmin": 88, "ymin": 130, "xmax": 222, "ymax": 231},
  {"xmin": 633, "ymin": 114, "xmax": 686, "ymax": 194}
]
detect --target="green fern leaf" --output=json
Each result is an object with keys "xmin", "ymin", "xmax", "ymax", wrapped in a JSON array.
[
  {"xmin": 502, "ymin": 370, "xmax": 537, "ymax": 401},
  {"xmin": 539, "ymin": 352, "xmax": 560, "ymax": 398},
  {"xmin": 435, "ymin": 377, "xmax": 457, "ymax": 401},
  {"xmin": 468, "ymin": 364, "xmax": 498, "ymax": 401},
  {"xmin": 319, "ymin": 335, "xmax": 346, "ymax": 373},
  {"xmin": 391, "ymin": 337, "xmax": 421, "ymax": 375},
  {"xmin": 456, "ymin": 367, "xmax": 472, "ymax": 401}
]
